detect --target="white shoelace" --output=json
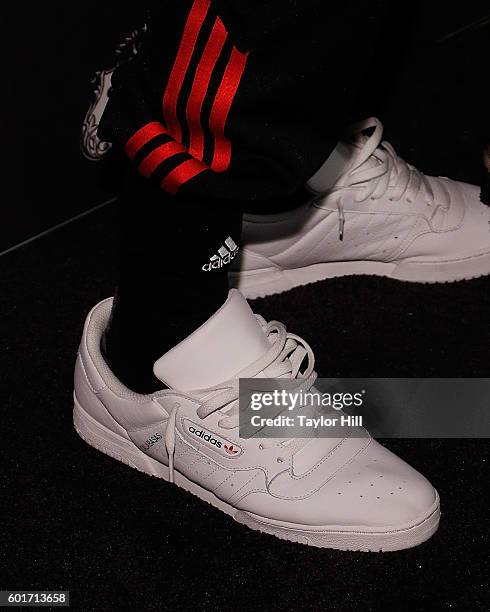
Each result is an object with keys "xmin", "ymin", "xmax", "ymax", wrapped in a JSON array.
[
  {"xmin": 164, "ymin": 318, "xmax": 317, "ymax": 483},
  {"xmin": 330, "ymin": 118, "xmax": 449, "ymax": 240}
]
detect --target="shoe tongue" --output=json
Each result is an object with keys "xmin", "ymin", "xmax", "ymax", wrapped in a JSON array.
[
  {"xmin": 307, "ymin": 140, "xmax": 356, "ymax": 194},
  {"xmin": 307, "ymin": 119, "xmax": 380, "ymax": 194},
  {"xmin": 153, "ymin": 290, "xmax": 270, "ymax": 392}
]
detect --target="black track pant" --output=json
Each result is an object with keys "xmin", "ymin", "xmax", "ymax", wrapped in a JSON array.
[
  {"xmin": 103, "ymin": 168, "xmax": 243, "ymax": 391},
  {"xmin": 101, "ymin": 1, "xmax": 417, "ymax": 391}
]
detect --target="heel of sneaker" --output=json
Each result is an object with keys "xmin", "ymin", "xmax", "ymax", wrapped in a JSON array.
[{"xmin": 73, "ymin": 398, "xmax": 169, "ymax": 480}]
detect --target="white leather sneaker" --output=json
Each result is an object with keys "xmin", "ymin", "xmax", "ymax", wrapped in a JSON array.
[
  {"xmin": 74, "ymin": 290, "xmax": 440, "ymax": 551},
  {"xmin": 230, "ymin": 118, "xmax": 490, "ymax": 298}
]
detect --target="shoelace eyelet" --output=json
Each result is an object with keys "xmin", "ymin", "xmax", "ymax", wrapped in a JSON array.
[
  {"xmin": 258, "ymin": 444, "xmax": 264, "ymax": 451},
  {"xmin": 277, "ymin": 457, "xmax": 284, "ymax": 463}
]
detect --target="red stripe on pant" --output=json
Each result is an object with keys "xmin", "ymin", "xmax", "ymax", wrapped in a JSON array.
[
  {"xmin": 161, "ymin": 159, "xmax": 207, "ymax": 195},
  {"xmin": 186, "ymin": 17, "xmax": 228, "ymax": 160},
  {"xmin": 125, "ymin": 122, "xmax": 168, "ymax": 159},
  {"xmin": 138, "ymin": 142, "xmax": 187, "ymax": 178},
  {"xmin": 162, "ymin": 0, "xmax": 211, "ymax": 143},
  {"xmin": 209, "ymin": 48, "xmax": 249, "ymax": 173}
]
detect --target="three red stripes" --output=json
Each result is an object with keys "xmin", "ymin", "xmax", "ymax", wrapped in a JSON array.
[{"xmin": 126, "ymin": 0, "xmax": 249, "ymax": 195}]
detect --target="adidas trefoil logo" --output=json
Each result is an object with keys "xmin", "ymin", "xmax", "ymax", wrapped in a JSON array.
[
  {"xmin": 202, "ymin": 237, "xmax": 239, "ymax": 272},
  {"xmin": 224, "ymin": 444, "xmax": 239, "ymax": 455}
]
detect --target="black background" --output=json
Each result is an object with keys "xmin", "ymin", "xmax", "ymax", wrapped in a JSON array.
[
  {"xmin": 2, "ymin": 3, "xmax": 489, "ymax": 611},
  {"xmin": 5, "ymin": 4, "xmax": 145, "ymax": 252}
]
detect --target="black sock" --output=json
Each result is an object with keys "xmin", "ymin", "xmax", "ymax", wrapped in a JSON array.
[{"xmin": 103, "ymin": 176, "xmax": 243, "ymax": 393}]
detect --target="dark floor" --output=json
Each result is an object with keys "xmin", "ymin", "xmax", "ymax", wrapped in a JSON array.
[{"xmin": 1, "ymin": 201, "xmax": 489, "ymax": 611}]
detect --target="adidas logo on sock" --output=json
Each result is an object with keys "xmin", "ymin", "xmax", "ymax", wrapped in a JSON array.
[{"xmin": 202, "ymin": 237, "xmax": 239, "ymax": 271}]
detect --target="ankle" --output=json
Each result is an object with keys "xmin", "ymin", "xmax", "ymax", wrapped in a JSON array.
[{"xmin": 101, "ymin": 329, "xmax": 163, "ymax": 394}]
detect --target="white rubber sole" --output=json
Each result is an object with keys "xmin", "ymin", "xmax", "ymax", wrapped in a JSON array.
[
  {"xmin": 230, "ymin": 252, "xmax": 490, "ymax": 299},
  {"xmin": 73, "ymin": 399, "xmax": 440, "ymax": 552}
]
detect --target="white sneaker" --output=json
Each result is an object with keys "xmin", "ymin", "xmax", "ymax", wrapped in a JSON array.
[
  {"xmin": 231, "ymin": 118, "xmax": 490, "ymax": 298},
  {"xmin": 74, "ymin": 290, "xmax": 440, "ymax": 551}
]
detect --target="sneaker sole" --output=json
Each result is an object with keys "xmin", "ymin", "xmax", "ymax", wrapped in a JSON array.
[
  {"xmin": 74, "ymin": 398, "xmax": 440, "ymax": 552},
  {"xmin": 230, "ymin": 252, "xmax": 490, "ymax": 299}
]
